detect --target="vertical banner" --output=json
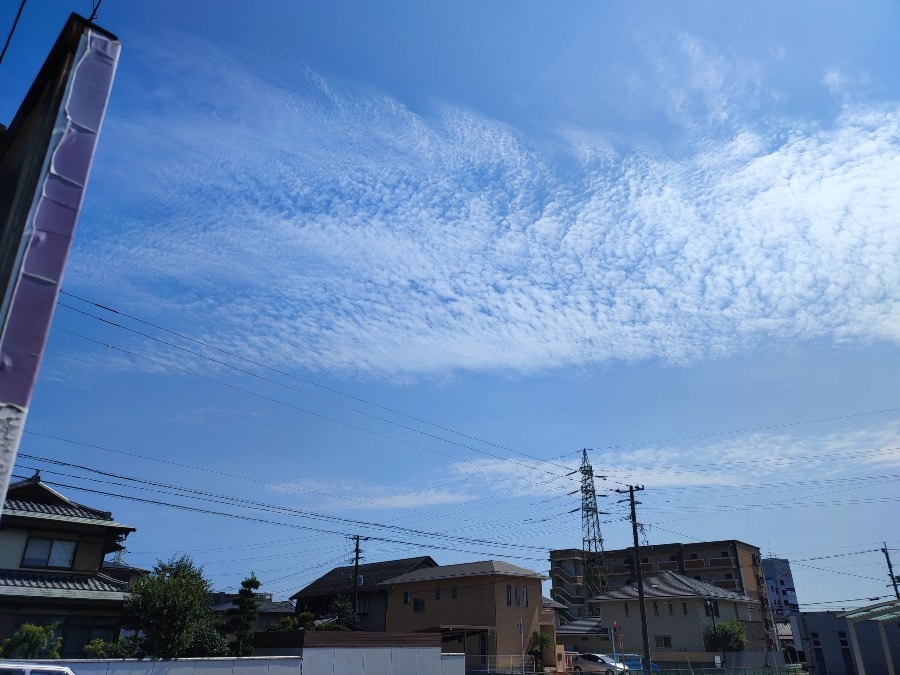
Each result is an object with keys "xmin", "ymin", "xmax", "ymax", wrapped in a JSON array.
[{"xmin": 0, "ymin": 15, "xmax": 120, "ymax": 511}]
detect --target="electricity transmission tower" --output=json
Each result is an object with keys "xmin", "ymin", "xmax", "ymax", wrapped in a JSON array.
[{"xmin": 580, "ymin": 448, "xmax": 608, "ymax": 616}]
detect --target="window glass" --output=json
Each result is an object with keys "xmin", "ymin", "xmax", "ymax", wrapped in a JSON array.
[
  {"xmin": 523, "ymin": 585, "xmax": 528, "ymax": 607},
  {"xmin": 0, "ymin": 669, "xmax": 27, "ymax": 675},
  {"xmin": 22, "ymin": 538, "xmax": 52, "ymax": 566},
  {"xmin": 515, "ymin": 585, "xmax": 520, "ymax": 607},
  {"xmin": 451, "ymin": 586, "xmax": 458, "ymax": 599},
  {"xmin": 413, "ymin": 598, "xmax": 425, "ymax": 612},
  {"xmin": 49, "ymin": 540, "xmax": 77, "ymax": 567}
]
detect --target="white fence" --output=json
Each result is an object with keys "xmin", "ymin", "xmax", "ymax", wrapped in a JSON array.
[{"xmin": 20, "ymin": 652, "xmax": 465, "ymax": 675}]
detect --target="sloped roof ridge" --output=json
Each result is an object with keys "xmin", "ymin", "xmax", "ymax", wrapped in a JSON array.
[{"xmin": 382, "ymin": 559, "xmax": 547, "ymax": 584}]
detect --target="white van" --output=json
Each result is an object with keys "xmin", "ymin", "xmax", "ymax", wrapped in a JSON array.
[{"xmin": 0, "ymin": 664, "xmax": 77, "ymax": 675}]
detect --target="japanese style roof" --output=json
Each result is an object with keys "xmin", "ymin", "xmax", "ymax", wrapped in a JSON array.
[
  {"xmin": 556, "ymin": 616, "xmax": 606, "ymax": 635},
  {"xmin": 3, "ymin": 475, "xmax": 134, "ymax": 531},
  {"xmin": 212, "ymin": 599, "xmax": 296, "ymax": 614},
  {"xmin": 542, "ymin": 595, "xmax": 567, "ymax": 610},
  {"xmin": 0, "ymin": 569, "xmax": 130, "ymax": 600},
  {"xmin": 291, "ymin": 556, "xmax": 438, "ymax": 600},
  {"xmin": 839, "ymin": 599, "xmax": 900, "ymax": 623},
  {"xmin": 593, "ymin": 571, "xmax": 756, "ymax": 603},
  {"xmin": 383, "ymin": 560, "xmax": 548, "ymax": 585}
]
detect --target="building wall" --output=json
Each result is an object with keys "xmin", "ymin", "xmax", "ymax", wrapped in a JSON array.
[
  {"xmin": 0, "ymin": 528, "xmax": 27, "ymax": 566},
  {"xmin": 385, "ymin": 574, "xmax": 542, "ymax": 657},
  {"xmin": 798, "ymin": 611, "xmax": 900, "ymax": 675},
  {"xmin": 596, "ymin": 596, "xmax": 751, "ymax": 654},
  {"xmin": 0, "ymin": 521, "xmax": 108, "ymax": 572}
]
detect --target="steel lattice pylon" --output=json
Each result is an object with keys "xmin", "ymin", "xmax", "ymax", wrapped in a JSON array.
[{"xmin": 580, "ymin": 448, "xmax": 607, "ymax": 616}]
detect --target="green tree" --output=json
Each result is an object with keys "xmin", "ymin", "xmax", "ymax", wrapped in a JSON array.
[
  {"xmin": 527, "ymin": 631, "xmax": 554, "ymax": 669},
  {"xmin": 184, "ymin": 621, "xmax": 228, "ymax": 658},
  {"xmin": 226, "ymin": 573, "xmax": 261, "ymax": 656},
  {"xmin": 265, "ymin": 612, "xmax": 315, "ymax": 632},
  {"xmin": 327, "ymin": 595, "xmax": 358, "ymax": 626},
  {"xmin": 705, "ymin": 618, "xmax": 747, "ymax": 652},
  {"xmin": 124, "ymin": 555, "xmax": 216, "ymax": 659},
  {"xmin": 0, "ymin": 623, "xmax": 62, "ymax": 659}
]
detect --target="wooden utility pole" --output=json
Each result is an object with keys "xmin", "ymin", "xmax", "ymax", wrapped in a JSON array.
[
  {"xmin": 882, "ymin": 543, "xmax": 900, "ymax": 600},
  {"xmin": 352, "ymin": 535, "xmax": 368, "ymax": 611},
  {"xmin": 616, "ymin": 485, "xmax": 652, "ymax": 673}
]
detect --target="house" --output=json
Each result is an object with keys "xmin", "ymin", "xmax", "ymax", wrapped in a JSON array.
[
  {"xmin": 291, "ymin": 556, "xmax": 437, "ymax": 632},
  {"xmin": 210, "ymin": 591, "xmax": 296, "ymax": 631},
  {"xmin": 550, "ymin": 539, "xmax": 769, "ymax": 629},
  {"xmin": 382, "ymin": 560, "xmax": 554, "ymax": 669},
  {"xmin": 0, "ymin": 472, "xmax": 135, "ymax": 657},
  {"xmin": 591, "ymin": 570, "xmax": 767, "ymax": 668}
]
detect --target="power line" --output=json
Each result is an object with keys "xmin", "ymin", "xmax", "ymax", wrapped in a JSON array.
[
  {"xmin": 0, "ymin": 0, "xmax": 26, "ymax": 67},
  {"xmin": 11, "ymin": 474, "xmax": 550, "ymax": 564},
  {"xmin": 58, "ymin": 293, "xmax": 572, "ymax": 471},
  {"xmin": 16, "ymin": 455, "xmax": 548, "ymax": 553},
  {"xmin": 53, "ymin": 324, "xmax": 570, "ymax": 478}
]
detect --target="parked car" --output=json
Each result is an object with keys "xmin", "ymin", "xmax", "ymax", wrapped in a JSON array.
[
  {"xmin": 612, "ymin": 654, "xmax": 660, "ymax": 671},
  {"xmin": 572, "ymin": 653, "xmax": 630, "ymax": 674},
  {"xmin": 0, "ymin": 665, "xmax": 76, "ymax": 675}
]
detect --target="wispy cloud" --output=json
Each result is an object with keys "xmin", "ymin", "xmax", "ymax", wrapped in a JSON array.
[{"xmin": 66, "ymin": 34, "xmax": 900, "ymax": 379}]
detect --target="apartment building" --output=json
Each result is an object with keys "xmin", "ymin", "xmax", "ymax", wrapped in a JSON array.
[
  {"xmin": 550, "ymin": 540, "xmax": 770, "ymax": 629},
  {"xmin": 762, "ymin": 557, "xmax": 799, "ymax": 620}
]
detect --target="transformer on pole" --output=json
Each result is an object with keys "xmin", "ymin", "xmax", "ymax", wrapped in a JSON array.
[{"xmin": 580, "ymin": 448, "xmax": 607, "ymax": 616}]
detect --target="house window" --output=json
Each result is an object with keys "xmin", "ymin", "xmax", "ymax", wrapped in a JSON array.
[
  {"xmin": 669, "ymin": 555, "xmax": 677, "ymax": 561},
  {"xmin": 690, "ymin": 553, "xmax": 698, "ymax": 560},
  {"xmin": 653, "ymin": 602, "xmax": 659, "ymax": 617},
  {"xmin": 641, "ymin": 557, "xmax": 648, "ymax": 563},
  {"xmin": 780, "ymin": 579, "xmax": 785, "ymax": 586},
  {"xmin": 435, "ymin": 588, "xmax": 441, "ymax": 600},
  {"xmin": 668, "ymin": 602, "xmax": 673, "ymax": 616},
  {"xmin": 682, "ymin": 602, "xmax": 688, "ymax": 616},
  {"xmin": 694, "ymin": 576, "xmax": 701, "ymax": 581},
  {"xmin": 507, "ymin": 585, "xmax": 513, "ymax": 606},
  {"xmin": 725, "ymin": 573, "xmax": 733, "ymax": 580},
  {"xmin": 22, "ymin": 538, "xmax": 76, "ymax": 569},
  {"xmin": 356, "ymin": 598, "xmax": 369, "ymax": 615},
  {"xmin": 523, "ymin": 585, "xmax": 529, "ymax": 607},
  {"xmin": 413, "ymin": 598, "xmax": 425, "ymax": 612},
  {"xmin": 515, "ymin": 585, "xmax": 520, "ymax": 607},
  {"xmin": 403, "ymin": 591, "xmax": 411, "ymax": 605},
  {"xmin": 624, "ymin": 602, "xmax": 629, "ymax": 617},
  {"xmin": 655, "ymin": 636, "xmax": 673, "ymax": 649},
  {"xmin": 720, "ymin": 552, "xmax": 729, "ymax": 557},
  {"xmin": 451, "ymin": 587, "xmax": 458, "ymax": 599}
]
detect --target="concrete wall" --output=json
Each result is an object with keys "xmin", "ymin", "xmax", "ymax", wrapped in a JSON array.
[
  {"xmin": 35, "ymin": 653, "xmax": 464, "ymax": 675},
  {"xmin": 0, "ymin": 529, "xmax": 27, "ymax": 567}
]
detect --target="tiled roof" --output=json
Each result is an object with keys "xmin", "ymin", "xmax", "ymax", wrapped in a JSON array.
[
  {"xmin": 291, "ymin": 556, "xmax": 438, "ymax": 600},
  {"xmin": 556, "ymin": 617, "xmax": 606, "ymax": 635},
  {"xmin": 593, "ymin": 571, "xmax": 756, "ymax": 603},
  {"xmin": 384, "ymin": 560, "xmax": 547, "ymax": 584},
  {"xmin": 0, "ymin": 569, "xmax": 130, "ymax": 595},
  {"xmin": 212, "ymin": 599, "xmax": 296, "ymax": 614},
  {"xmin": 4, "ymin": 497, "xmax": 114, "ymax": 521},
  {"xmin": 542, "ymin": 595, "xmax": 567, "ymax": 610}
]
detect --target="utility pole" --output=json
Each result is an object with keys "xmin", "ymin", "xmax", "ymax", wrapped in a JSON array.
[
  {"xmin": 616, "ymin": 485, "xmax": 651, "ymax": 674},
  {"xmin": 352, "ymin": 535, "xmax": 368, "ymax": 612},
  {"xmin": 882, "ymin": 543, "xmax": 900, "ymax": 600}
]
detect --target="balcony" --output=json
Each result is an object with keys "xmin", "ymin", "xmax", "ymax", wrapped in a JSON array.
[
  {"xmin": 657, "ymin": 561, "xmax": 679, "ymax": 571},
  {"xmin": 684, "ymin": 559, "xmax": 705, "ymax": 569},
  {"xmin": 706, "ymin": 557, "xmax": 735, "ymax": 569}
]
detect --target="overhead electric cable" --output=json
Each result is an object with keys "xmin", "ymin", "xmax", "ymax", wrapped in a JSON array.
[
  {"xmin": 0, "ymin": 0, "xmax": 26, "ymax": 67},
  {"xmin": 10, "ymin": 474, "xmax": 549, "ymax": 563},
  {"xmin": 52, "ymin": 325, "xmax": 567, "ymax": 478},
  {"xmin": 58, "ymin": 292, "xmax": 571, "ymax": 470}
]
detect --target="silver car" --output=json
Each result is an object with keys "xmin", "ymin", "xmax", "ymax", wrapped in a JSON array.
[{"xmin": 572, "ymin": 653, "xmax": 630, "ymax": 674}]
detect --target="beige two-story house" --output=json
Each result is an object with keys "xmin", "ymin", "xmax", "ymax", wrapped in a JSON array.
[
  {"xmin": 383, "ymin": 560, "xmax": 553, "ymax": 666},
  {"xmin": 0, "ymin": 472, "xmax": 135, "ymax": 657}
]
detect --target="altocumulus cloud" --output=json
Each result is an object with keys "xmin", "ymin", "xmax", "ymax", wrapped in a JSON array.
[{"xmin": 72, "ymin": 38, "xmax": 900, "ymax": 378}]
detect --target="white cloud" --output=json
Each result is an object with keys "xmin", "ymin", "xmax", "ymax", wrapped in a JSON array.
[{"xmin": 66, "ymin": 37, "xmax": 900, "ymax": 379}]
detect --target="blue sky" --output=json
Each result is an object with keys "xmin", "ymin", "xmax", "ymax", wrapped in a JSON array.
[{"xmin": 2, "ymin": 0, "xmax": 899, "ymax": 609}]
